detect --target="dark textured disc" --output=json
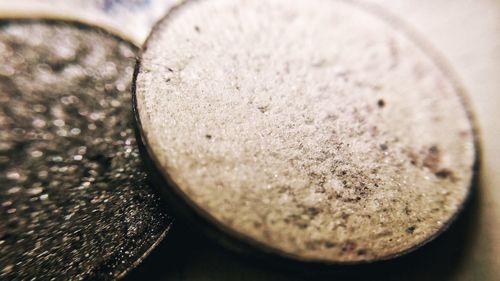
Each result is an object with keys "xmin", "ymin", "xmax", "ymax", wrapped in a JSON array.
[{"xmin": 0, "ymin": 20, "xmax": 172, "ymax": 280}]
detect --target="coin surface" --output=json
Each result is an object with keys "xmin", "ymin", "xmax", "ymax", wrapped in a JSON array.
[
  {"xmin": 135, "ymin": 0, "xmax": 477, "ymax": 263},
  {"xmin": 0, "ymin": 20, "xmax": 172, "ymax": 280}
]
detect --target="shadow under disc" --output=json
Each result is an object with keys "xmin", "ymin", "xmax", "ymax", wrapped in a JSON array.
[
  {"xmin": 123, "ymin": 180, "xmax": 480, "ymax": 281},
  {"xmin": 0, "ymin": 20, "xmax": 172, "ymax": 280}
]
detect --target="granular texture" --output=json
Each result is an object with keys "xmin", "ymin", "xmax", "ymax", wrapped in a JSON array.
[
  {"xmin": 0, "ymin": 21, "xmax": 172, "ymax": 280},
  {"xmin": 135, "ymin": 0, "xmax": 476, "ymax": 262}
]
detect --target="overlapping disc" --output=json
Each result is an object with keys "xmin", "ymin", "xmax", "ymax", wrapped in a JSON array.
[{"xmin": 0, "ymin": 20, "xmax": 172, "ymax": 280}]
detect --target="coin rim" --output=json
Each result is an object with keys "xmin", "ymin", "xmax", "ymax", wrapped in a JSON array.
[{"xmin": 0, "ymin": 18, "xmax": 174, "ymax": 279}]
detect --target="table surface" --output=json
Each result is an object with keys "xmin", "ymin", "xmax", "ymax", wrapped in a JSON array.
[{"xmin": 0, "ymin": 0, "xmax": 498, "ymax": 280}]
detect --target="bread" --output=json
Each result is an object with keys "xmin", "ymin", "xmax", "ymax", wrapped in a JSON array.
[{"xmin": 135, "ymin": 0, "xmax": 476, "ymax": 263}]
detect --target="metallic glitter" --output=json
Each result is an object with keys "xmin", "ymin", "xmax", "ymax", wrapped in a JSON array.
[{"xmin": 0, "ymin": 20, "xmax": 172, "ymax": 280}]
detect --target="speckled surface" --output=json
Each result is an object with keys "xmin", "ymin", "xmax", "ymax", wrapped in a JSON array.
[
  {"xmin": 0, "ymin": 21, "xmax": 172, "ymax": 280},
  {"xmin": 135, "ymin": 0, "xmax": 475, "ymax": 263}
]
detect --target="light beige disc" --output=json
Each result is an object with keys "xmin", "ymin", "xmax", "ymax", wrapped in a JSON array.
[{"xmin": 135, "ymin": 0, "xmax": 476, "ymax": 263}]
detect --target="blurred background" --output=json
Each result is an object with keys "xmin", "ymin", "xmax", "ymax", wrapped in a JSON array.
[{"xmin": 0, "ymin": 0, "xmax": 499, "ymax": 280}]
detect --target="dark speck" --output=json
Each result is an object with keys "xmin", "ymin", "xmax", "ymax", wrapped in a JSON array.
[
  {"xmin": 380, "ymin": 143, "xmax": 388, "ymax": 151},
  {"xmin": 341, "ymin": 212, "xmax": 350, "ymax": 220},
  {"xmin": 325, "ymin": 241, "xmax": 336, "ymax": 248},
  {"xmin": 435, "ymin": 169, "xmax": 453, "ymax": 179},
  {"xmin": 257, "ymin": 105, "xmax": 269, "ymax": 113},
  {"xmin": 406, "ymin": 225, "xmax": 416, "ymax": 234},
  {"xmin": 341, "ymin": 240, "xmax": 357, "ymax": 252},
  {"xmin": 377, "ymin": 99, "xmax": 385, "ymax": 108},
  {"xmin": 205, "ymin": 134, "xmax": 212, "ymax": 139},
  {"xmin": 423, "ymin": 145, "xmax": 440, "ymax": 171},
  {"xmin": 306, "ymin": 207, "xmax": 320, "ymax": 217},
  {"xmin": 429, "ymin": 145, "xmax": 439, "ymax": 154},
  {"xmin": 194, "ymin": 25, "xmax": 200, "ymax": 33},
  {"xmin": 357, "ymin": 249, "xmax": 367, "ymax": 255}
]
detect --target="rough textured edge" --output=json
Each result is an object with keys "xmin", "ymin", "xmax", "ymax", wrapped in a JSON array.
[
  {"xmin": 131, "ymin": 0, "xmax": 481, "ymax": 268},
  {"xmin": 116, "ymin": 223, "xmax": 173, "ymax": 280},
  {"xmin": 0, "ymin": 17, "xmax": 174, "ymax": 279}
]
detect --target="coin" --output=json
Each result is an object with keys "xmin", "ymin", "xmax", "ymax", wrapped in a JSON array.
[
  {"xmin": 134, "ymin": 0, "xmax": 477, "ymax": 265},
  {"xmin": 0, "ymin": 20, "xmax": 172, "ymax": 280}
]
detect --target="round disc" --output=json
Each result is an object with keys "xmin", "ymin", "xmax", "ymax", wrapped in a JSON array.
[
  {"xmin": 135, "ymin": 0, "xmax": 476, "ymax": 263},
  {"xmin": 0, "ymin": 20, "xmax": 172, "ymax": 280}
]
